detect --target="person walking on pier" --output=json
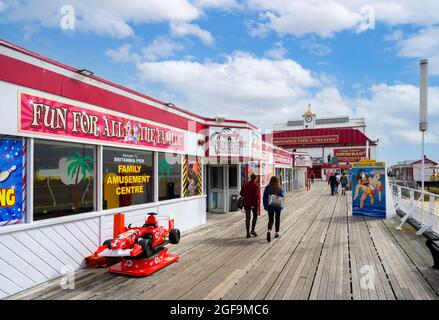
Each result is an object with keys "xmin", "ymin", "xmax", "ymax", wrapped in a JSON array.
[
  {"xmin": 335, "ymin": 171, "xmax": 341, "ymax": 194},
  {"xmin": 328, "ymin": 172, "xmax": 337, "ymax": 196},
  {"xmin": 340, "ymin": 172, "xmax": 349, "ymax": 195},
  {"xmin": 240, "ymin": 173, "xmax": 260, "ymax": 238},
  {"xmin": 263, "ymin": 176, "xmax": 285, "ymax": 242}
]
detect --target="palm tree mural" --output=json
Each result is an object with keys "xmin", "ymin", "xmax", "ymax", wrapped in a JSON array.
[
  {"xmin": 67, "ymin": 152, "xmax": 93, "ymax": 212},
  {"xmin": 158, "ymin": 158, "xmax": 171, "ymax": 176}
]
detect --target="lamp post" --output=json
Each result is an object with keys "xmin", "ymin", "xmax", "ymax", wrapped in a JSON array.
[
  {"xmin": 419, "ymin": 59, "xmax": 428, "ymax": 199},
  {"xmin": 372, "ymin": 139, "xmax": 380, "ymax": 160}
]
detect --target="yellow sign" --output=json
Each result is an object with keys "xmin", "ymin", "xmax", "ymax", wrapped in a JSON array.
[
  {"xmin": 359, "ymin": 159, "xmax": 376, "ymax": 163},
  {"xmin": 105, "ymin": 165, "xmax": 151, "ymax": 196},
  {"xmin": 352, "ymin": 161, "xmax": 385, "ymax": 168},
  {"xmin": 0, "ymin": 188, "xmax": 16, "ymax": 207}
]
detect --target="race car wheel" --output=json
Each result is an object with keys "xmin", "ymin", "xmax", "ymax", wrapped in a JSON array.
[
  {"xmin": 138, "ymin": 238, "xmax": 153, "ymax": 258},
  {"xmin": 103, "ymin": 239, "xmax": 113, "ymax": 249},
  {"xmin": 169, "ymin": 229, "xmax": 180, "ymax": 244}
]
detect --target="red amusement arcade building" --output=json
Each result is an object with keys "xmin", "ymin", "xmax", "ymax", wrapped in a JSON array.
[{"xmin": 270, "ymin": 106, "xmax": 378, "ymax": 180}]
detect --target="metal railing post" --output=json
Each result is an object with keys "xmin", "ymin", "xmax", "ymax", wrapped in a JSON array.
[
  {"xmin": 395, "ymin": 185, "xmax": 402, "ymax": 210},
  {"xmin": 396, "ymin": 189, "xmax": 417, "ymax": 230},
  {"xmin": 416, "ymin": 196, "xmax": 435, "ymax": 235}
]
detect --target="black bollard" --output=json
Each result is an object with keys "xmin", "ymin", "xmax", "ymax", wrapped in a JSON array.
[{"xmin": 426, "ymin": 239, "xmax": 439, "ymax": 269}]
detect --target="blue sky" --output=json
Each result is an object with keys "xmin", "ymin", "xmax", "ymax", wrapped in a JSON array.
[{"xmin": 0, "ymin": 0, "xmax": 438, "ymax": 165}]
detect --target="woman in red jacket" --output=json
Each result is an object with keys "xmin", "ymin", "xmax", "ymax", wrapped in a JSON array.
[{"xmin": 240, "ymin": 173, "xmax": 260, "ymax": 238}]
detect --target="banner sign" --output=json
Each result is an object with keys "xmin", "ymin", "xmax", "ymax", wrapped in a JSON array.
[
  {"xmin": 208, "ymin": 127, "xmax": 262, "ymax": 159},
  {"xmin": 294, "ymin": 154, "xmax": 313, "ymax": 167},
  {"xmin": 19, "ymin": 93, "xmax": 186, "ymax": 152},
  {"xmin": 273, "ymin": 135, "xmax": 339, "ymax": 146},
  {"xmin": 0, "ymin": 138, "xmax": 23, "ymax": 225},
  {"xmin": 351, "ymin": 161, "xmax": 386, "ymax": 218},
  {"xmin": 274, "ymin": 154, "xmax": 292, "ymax": 166},
  {"xmin": 208, "ymin": 127, "xmax": 248, "ymax": 157},
  {"xmin": 334, "ymin": 148, "xmax": 366, "ymax": 162}
]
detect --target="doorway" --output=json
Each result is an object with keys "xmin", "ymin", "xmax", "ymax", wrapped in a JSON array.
[{"xmin": 207, "ymin": 164, "xmax": 240, "ymax": 213}]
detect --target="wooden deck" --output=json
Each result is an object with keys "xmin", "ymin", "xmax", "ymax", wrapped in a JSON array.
[{"xmin": 8, "ymin": 182, "xmax": 439, "ymax": 300}]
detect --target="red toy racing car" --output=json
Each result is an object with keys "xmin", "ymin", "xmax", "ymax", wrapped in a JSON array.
[{"xmin": 88, "ymin": 212, "xmax": 180, "ymax": 276}]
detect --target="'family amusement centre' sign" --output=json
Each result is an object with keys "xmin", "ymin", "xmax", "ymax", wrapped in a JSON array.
[
  {"xmin": 19, "ymin": 93, "xmax": 186, "ymax": 152},
  {"xmin": 351, "ymin": 160, "xmax": 386, "ymax": 218}
]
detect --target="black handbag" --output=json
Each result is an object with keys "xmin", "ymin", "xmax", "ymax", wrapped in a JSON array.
[{"xmin": 237, "ymin": 196, "xmax": 244, "ymax": 210}]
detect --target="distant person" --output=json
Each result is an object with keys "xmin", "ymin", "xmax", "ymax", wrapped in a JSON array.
[
  {"xmin": 335, "ymin": 171, "xmax": 341, "ymax": 194},
  {"xmin": 328, "ymin": 172, "xmax": 337, "ymax": 196},
  {"xmin": 263, "ymin": 176, "xmax": 285, "ymax": 242},
  {"xmin": 239, "ymin": 173, "xmax": 260, "ymax": 238},
  {"xmin": 340, "ymin": 172, "xmax": 349, "ymax": 195},
  {"xmin": 326, "ymin": 170, "xmax": 333, "ymax": 183},
  {"xmin": 335, "ymin": 175, "xmax": 340, "ymax": 194},
  {"xmin": 327, "ymin": 154, "xmax": 332, "ymax": 164},
  {"xmin": 310, "ymin": 173, "xmax": 314, "ymax": 183}
]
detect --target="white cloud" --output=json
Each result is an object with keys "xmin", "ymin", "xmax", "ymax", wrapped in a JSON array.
[
  {"xmin": 106, "ymin": 37, "xmax": 184, "ymax": 63},
  {"xmin": 105, "ymin": 44, "xmax": 137, "ymax": 63},
  {"xmin": 141, "ymin": 37, "xmax": 185, "ymax": 62},
  {"xmin": 352, "ymin": 84, "xmax": 439, "ymax": 147},
  {"xmin": 247, "ymin": 0, "xmax": 361, "ymax": 38},
  {"xmin": 300, "ymin": 36, "xmax": 332, "ymax": 56},
  {"xmin": 134, "ymin": 52, "xmax": 439, "ymax": 160},
  {"xmin": 170, "ymin": 22, "xmax": 215, "ymax": 46},
  {"xmin": 384, "ymin": 29, "xmax": 404, "ymax": 42},
  {"xmin": 137, "ymin": 51, "xmax": 320, "ymax": 126},
  {"xmin": 3, "ymin": 0, "xmax": 200, "ymax": 38},
  {"xmin": 395, "ymin": 27, "xmax": 439, "ymax": 75},
  {"xmin": 193, "ymin": 0, "xmax": 239, "ymax": 9},
  {"xmin": 247, "ymin": 0, "xmax": 439, "ymax": 38},
  {"xmin": 0, "ymin": 1, "xmax": 6, "ymax": 12},
  {"xmin": 264, "ymin": 42, "xmax": 287, "ymax": 60}
]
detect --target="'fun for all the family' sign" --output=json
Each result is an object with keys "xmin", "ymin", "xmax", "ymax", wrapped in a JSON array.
[{"xmin": 19, "ymin": 93, "xmax": 186, "ymax": 152}]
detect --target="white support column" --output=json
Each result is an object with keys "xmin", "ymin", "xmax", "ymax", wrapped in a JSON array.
[
  {"xmin": 96, "ymin": 145, "xmax": 103, "ymax": 212},
  {"xmin": 96, "ymin": 145, "xmax": 103, "ymax": 244},
  {"xmin": 26, "ymin": 137, "xmax": 34, "ymax": 223},
  {"xmin": 154, "ymin": 151, "xmax": 159, "ymax": 203}
]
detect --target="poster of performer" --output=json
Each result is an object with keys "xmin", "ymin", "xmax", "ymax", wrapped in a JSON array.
[
  {"xmin": 351, "ymin": 161, "xmax": 386, "ymax": 218},
  {"xmin": 183, "ymin": 155, "xmax": 202, "ymax": 197},
  {"xmin": 0, "ymin": 137, "xmax": 23, "ymax": 225}
]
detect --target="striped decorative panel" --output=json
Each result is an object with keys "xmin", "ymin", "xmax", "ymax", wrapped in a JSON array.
[{"xmin": 0, "ymin": 216, "xmax": 99, "ymax": 299}]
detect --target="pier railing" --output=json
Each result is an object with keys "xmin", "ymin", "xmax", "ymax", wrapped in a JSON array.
[{"xmin": 390, "ymin": 183, "xmax": 439, "ymax": 236}]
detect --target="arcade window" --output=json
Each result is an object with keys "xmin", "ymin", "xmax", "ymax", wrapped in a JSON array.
[
  {"xmin": 158, "ymin": 152, "xmax": 181, "ymax": 201},
  {"xmin": 103, "ymin": 147, "xmax": 154, "ymax": 209},
  {"xmin": 211, "ymin": 166, "xmax": 224, "ymax": 189},
  {"xmin": 228, "ymin": 165, "xmax": 238, "ymax": 188},
  {"xmin": 33, "ymin": 139, "xmax": 96, "ymax": 221}
]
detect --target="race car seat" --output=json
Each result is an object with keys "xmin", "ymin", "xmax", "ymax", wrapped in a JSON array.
[{"xmin": 143, "ymin": 213, "xmax": 158, "ymax": 228}]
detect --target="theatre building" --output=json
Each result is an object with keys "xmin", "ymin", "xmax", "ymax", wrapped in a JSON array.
[
  {"xmin": 0, "ymin": 40, "xmax": 311, "ymax": 297},
  {"xmin": 271, "ymin": 106, "xmax": 377, "ymax": 179}
]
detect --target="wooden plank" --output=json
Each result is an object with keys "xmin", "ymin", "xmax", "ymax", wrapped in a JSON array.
[{"xmin": 8, "ymin": 182, "xmax": 439, "ymax": 300}]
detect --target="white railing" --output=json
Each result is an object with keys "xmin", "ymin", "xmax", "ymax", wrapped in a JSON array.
[{"xmin": 390, "ymin": 183, "xmax": 439, "ymax": 236}]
